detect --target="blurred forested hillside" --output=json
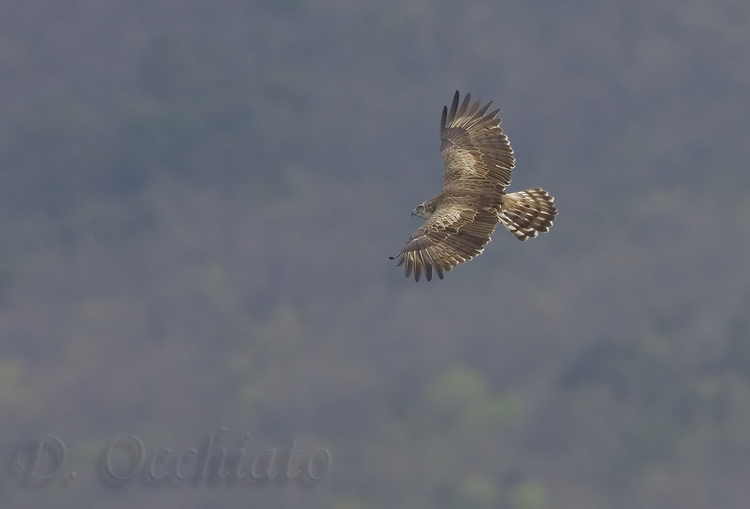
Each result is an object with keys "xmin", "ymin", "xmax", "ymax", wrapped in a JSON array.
[{"xmin": 1, "ymin": 0, "xmax": 750, "ymax": 507}]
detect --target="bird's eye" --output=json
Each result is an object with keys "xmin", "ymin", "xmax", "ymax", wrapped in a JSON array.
[{"xmin": 417, "ymin": 205, "xmax": 424, "ymax": 212}]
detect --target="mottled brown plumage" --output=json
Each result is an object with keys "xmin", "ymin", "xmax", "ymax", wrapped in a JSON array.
[{"xmin": 392, "ymin": 91, "xmax": 557, "ymax": 281}]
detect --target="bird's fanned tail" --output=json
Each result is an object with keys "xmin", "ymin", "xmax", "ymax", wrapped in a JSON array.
[{"xmin": 497, "ymin": 188, "xmax": 557, "ymax": 241}]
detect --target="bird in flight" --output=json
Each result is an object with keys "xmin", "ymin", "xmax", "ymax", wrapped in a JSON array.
[{"xmin": 391, "ymin": 91, "xmax": 557, "ymax": 281}]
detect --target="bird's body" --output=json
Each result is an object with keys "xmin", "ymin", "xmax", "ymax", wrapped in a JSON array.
[{"xmin": 392, "ymin": 91, "xmax": 557, "ymax": 281}]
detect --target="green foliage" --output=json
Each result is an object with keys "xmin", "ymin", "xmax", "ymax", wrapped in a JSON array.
[
  {"xmin": 0, "ymin": 357, "xmax": 41, "ymax": 424},
  {"xmin": 416, "ymin": 366, "xmax": 519, "ymax": 435},
  {"xmin": 508, "ymin": 481, "xmax": 547, "ymax": 509},
  {"xmin": 451, "ymin": 474, "xmax": 499, "ymax": 509}
]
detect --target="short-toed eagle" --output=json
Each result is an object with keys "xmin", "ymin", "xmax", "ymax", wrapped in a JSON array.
[{"xmin": 391, "ymin": 91, "xmax": 557, "ymax": 281}]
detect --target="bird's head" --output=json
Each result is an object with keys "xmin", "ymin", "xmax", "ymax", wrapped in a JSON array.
[{"xmin": 412, "ymin": 201, "xmax": 435, "ymax": 220}]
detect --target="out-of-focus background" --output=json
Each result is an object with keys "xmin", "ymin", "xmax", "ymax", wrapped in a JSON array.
[{"xmin": 1, "ymin": 0, "xmax": 749, "ymax": 507}]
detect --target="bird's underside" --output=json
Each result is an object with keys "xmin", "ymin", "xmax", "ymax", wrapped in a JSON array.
[{"xmin": 391, "ymin": 91, "xmax": 557, "ymax": 281}]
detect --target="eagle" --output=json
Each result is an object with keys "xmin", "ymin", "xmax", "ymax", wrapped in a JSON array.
[{"xmin": 391, "ymin": 91, "xmax": 557, "ymax": 281}]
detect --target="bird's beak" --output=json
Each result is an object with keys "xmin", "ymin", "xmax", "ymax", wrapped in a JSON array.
[{"xmin": 411, "ymin": 210, "xmax": 416, "ymax": 217}]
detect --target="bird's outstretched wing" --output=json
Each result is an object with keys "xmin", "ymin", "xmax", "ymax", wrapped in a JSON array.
[
  {"xmin": 391, "ymin": 196, "xmax": 501, "ymax": 282},
  {"xmin": 441, "ymin": 91, "xmax": 515, "ymax": 190},
  {"xmin": 392, "ymin": 92, "xmax": 519, "ymax": 281}
]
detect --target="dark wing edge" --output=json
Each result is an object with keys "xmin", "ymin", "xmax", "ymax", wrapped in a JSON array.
[
  {"xmin": 391, "ymin": 205, "xmax": 498, "ymax": 282},
  {"xmin": 440, "ymin": 91, "xmax": 515, "ymax": 190}
]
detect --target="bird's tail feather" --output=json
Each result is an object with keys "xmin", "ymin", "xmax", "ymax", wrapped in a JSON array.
[{"xmin": 498, "ymin": 188, "xmax": 557, "ymax": 241}]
